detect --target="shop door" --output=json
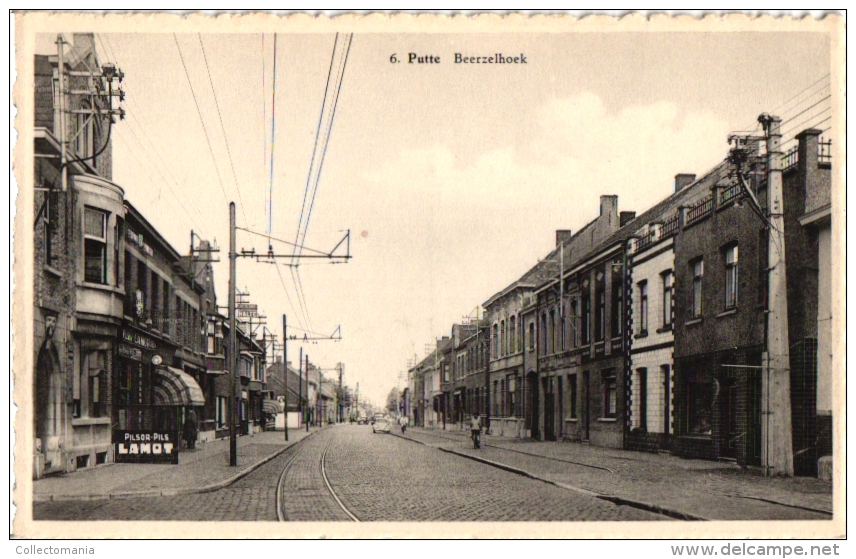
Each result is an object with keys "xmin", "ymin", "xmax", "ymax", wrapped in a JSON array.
[
  {"xmin": 527, "ymin": 373, "xmax": 539, "ymax": 439},
  {"xmin": 583, "ymin": 371, "xmax": 591, "ymax": 441},
  {"xmin": 544, "ymin": 378, "xmax": 556, "ymax": 441}
]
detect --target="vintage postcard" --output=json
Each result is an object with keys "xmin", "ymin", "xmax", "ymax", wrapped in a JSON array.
[{"xmin": 11, "ymin": 12, "xmax": 845, "ymax": 539}]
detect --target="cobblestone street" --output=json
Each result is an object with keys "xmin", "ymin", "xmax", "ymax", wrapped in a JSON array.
[
  {"xmin": 32, "ymin": 425, "xmax": 833, "ymax": 522},
  {"xmin": 34, "ymin": 425, "xmax": 663, "ymax": 521}
]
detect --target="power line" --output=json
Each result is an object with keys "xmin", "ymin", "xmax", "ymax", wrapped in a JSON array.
[
  {"xmin": 773, "ymin": 74, "xmax": 830, "ymax": 116},
  {"xmin": 274, "ymin": 261, "xmax": 305, "ymax": 332},
  {"xmin": 235, "ymin": 226, "xmax": 329, "ymax": 255},
  {"xmin": 173, "ymin": 34, "xmax": 231, "ymax": 211},
  {"xmin": 299, "ymin": 34, "xmax": 352, "ymax": 256},
  {"xmin": 198, "ymin": 34, "xmax": 250, "ymax": 228},
  {"xmin": 267, "ymin": 33, "xmax": 278, "ymax": 237},
  {"xmin": 292, "ymin": 33, "xmax": 340, "ymax": 265},
  {"xmin": 94, "ymin": 34, "xmax": 207, "ymax": 236}
]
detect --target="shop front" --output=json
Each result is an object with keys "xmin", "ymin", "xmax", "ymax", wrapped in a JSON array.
[{"xmin": 114, "ymin": 324, "xmax": 205, "ymax": 462}]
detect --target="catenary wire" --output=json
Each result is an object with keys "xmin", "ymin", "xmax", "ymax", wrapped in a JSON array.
[
  {"xmin": 198, "ymin": 34, "xmax": 250, "ymax": 228},
  {"xmin": 173, "ymin": 34, "xmax": 231, "ymax": 211}
]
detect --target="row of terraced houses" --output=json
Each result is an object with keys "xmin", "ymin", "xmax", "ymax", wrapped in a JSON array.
[
  {"xmin": 407, "ymin": 119, "xmax": 833, "ymax": 478},
  {"xmin": 32, "ymin": 34, "xmax": 280, "ymax": 478}
]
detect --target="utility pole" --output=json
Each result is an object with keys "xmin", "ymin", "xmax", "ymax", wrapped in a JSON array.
[
  {"xmin": 728, "ymin": 115, "xmax": 794, "ymax": 477},
  {"xmin": 224, "ymin": 207, "xmax": 350, "ymax": 466},
  {"xmin": 298, "ymin": 346, "xmax": 303, "ymax": 430},
  {"xmin": 759, "ymin": 114, "xmax": 794, "ymax": 477},
  {"xmin": 56, "ymin": 35, "xmax": 67, "ymax": 191},
  {"xmin": 305, "ymin": 354, "xmax": 310, "ymax": 431},
  {"xmin": 338, "ymin": 363, "xmax": 344, "ymax": 423},
  {"xmin": 228, "ymin": 203, "xmax": 237, "ymax": 466},
  {"xmin": 283, "ymin": 314, "xmax": 288, "ymax": 442}
]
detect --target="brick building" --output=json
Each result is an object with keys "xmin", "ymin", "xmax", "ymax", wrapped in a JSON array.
[
  {"xmin": 33, "ymin": 35, "xmax": 123, "ymax": 477},
  {"xmin": 624, "ymin": 172, "xmax": 710, "ymax": 453},
  {"xmin": 533, "ymin": 195, "xmax": 624, "ymax": 445},
  {"xmin": 484, "ymin": 255, "xmax": 555, "ymax": 438}
]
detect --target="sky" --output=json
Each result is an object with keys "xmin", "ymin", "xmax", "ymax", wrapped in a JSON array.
[{"xmin": 34, "ymin": 29, "xmax": 832, "ymax": 407}]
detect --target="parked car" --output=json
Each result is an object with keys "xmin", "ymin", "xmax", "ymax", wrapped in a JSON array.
[{"xmin": 372, "ymin": 415, "xmax": 391, "ymax": 434}]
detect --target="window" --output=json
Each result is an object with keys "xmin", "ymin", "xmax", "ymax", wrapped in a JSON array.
[
  {"xmin": 595, "ymin": 287, "xmax": 605, "ymax": 341},
  {"xmin": 636, "ymin": 368, "xmax": 647, "ymax": 430},
  {"xmin": 638, "ymin": 281, "xmax": 648, "ymax": 333},
  {"xmin": 549, "ymin": 309, "xmax": 556, "ymax": 352},
  {"xmin": 559, "ymin": 304, "xmax": 566, "ymax": 350},
  {"xmin": 442, "ymin": 364, "xmax": 449, "ymax": 383},
  {"xmin": 492, "ymin": 324, "xmax": 498, "ymax": 358},
  {"xmin": 500, "ymin": 320, "xmax": 506, "ymax": 356},
  {"xmin": 570, "ymin": 299, "xmax": 579, "ymax": 347},
  {"xmin": 540, "ymin": 313, "xmax": 547, "ymax": 355},
  {"xmin": 123, "ymin": 254, "xmax": 133, "ymax": 316},
  {"xmin": 162, "ymin": 279, "xmax": 171, "ymax": 337},
  {"xmin": 603, "ymin": 373, "xmax": 617, "ymax": 418},
  {"xmin": 528, "ymin": 322, "xmax": 535, "ymax": 351},
  {"xmin": 691, "ymin": 258, "xmax": 704, "ymax": 318},
  {"xmin": 114, "ymin": 218, "xmax": 122, "ymax": 287},
  {"xmin": 42, "ymin": 190, "xmax": 58, "ymax": 266},
  {"xmin": 581, "ymin": 295, "xmax": 591, "ymax": 345},
  {"xmin": 611, "ymin": 281, "xmax": 623, "ymax": 337},
  {"xmin": 151, "ymin": 272, "xmax": 160, "ymax": 330},
  {"xmin": 510, "ymin": 316, "xmax": 516, "ymax": 353},
  {"xmin": 662, "ymin": 272, "xmax": 673, "ymax": 327},
  {"xmin": 724, "ymin": 244, "xmax": 739, "ymax": 309},
  {"xmin": 84, "ymin": 207, "xmax": 108, "ymax": 284},
  {"xmin": 518, "ymin": 314, "xmax": 524, "ymax": 351},
  {"xmin": 569, "ymin": 373, "xmax": 578, "ymax": 419}
]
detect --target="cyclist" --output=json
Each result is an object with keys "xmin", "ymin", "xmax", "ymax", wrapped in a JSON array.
[{"xmin": 470, "ymin": 414, "xmax": 482, "ymax": 449}]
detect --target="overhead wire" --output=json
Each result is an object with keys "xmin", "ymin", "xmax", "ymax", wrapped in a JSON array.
[
  {"xmin": 268, "ymin": 33, "xmax": 278, "ymax": 239},
  {"xmin": 173, "ymin": 34, "xmax": 231, "ymax": 211},
  {"xmin": 289, "ymin": 33, "xmax": 353, "ymax": 330},
  {"xmin": 198, "ymin": 34, "xmax": 250, "ymax": 228},
  {"xmin": 94, "ymin": 33, "xmax": 207, "ymax": 236}
]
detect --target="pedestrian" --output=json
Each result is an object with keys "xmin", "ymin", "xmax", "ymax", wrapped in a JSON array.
[
  {"xmin": 399, "ymin": 414, "xmax": 408, "ymax": 434},
  {"xmin": 470, "ymin": 414, "xmax": 482, "ymax": 449},
  {"xmin": 184, "ymin": 408, "xmax": 198, "ymax": 450}
]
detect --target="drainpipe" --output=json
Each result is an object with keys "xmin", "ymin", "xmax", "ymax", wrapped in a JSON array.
[{"xmin": 759, "ymin": 114, "xmax": 794, "ymax": 477}]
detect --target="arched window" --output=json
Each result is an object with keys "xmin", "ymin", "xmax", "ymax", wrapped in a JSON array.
[{"xmin": 510, "ymin": 316, "xmax": 516, "ymax": 353}]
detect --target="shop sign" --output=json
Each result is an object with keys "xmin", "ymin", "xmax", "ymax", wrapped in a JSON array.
[
  {"xmin": 113, "ymin": 430, "xmax": 179, "ymax": 464},
  {"xmin": 126, "ymin": 228, "xmax": 154, "ymax": 256},
  {"xmin": 122, "ymin": 328, "xmax": 157, "ymax": 350},
  {"xmin": 117, "ymin": 344, "xmax": 143, "ymax": 362}
]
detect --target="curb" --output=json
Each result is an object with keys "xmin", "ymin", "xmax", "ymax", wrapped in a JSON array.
[
  {"xmin": 34, "ymin": 431, "xmax": 318, "ymax": 503},
  {"xmin": 395, "ymin": 433, "xmax": 707, "ymax": 521}
]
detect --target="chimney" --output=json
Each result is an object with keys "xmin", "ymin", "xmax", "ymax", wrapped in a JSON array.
[
  {"xmin": 600, "ymin": 195, "xmax": 618, "ymax": 216},
  {"xmin": 620, "ymin": 211, "xmax": 636, "ymax": 227},
  {"xmin": 556, "ymin": 230, "xmax": 572, "ymax": 247},
  {"xmin": 674, "ymin": 174, "xmax": 697, "ymax": 193}
]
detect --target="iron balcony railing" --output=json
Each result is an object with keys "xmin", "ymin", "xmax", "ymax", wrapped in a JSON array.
[
  {"xmin": 719, "ymin": 183, "xmax": 742, "ymax": 206},
  {"xmin": 661, "ymin": 213, "xmax": 680, "ymax": 238},
  {"xmin": 685, "ymin": 194, "xmax": 714, "ymax": 226}
]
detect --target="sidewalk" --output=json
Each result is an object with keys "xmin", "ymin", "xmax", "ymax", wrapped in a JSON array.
[
  {"xmin": 33, "ymin": 427, "xmax": 319, "ymax": 502},
  {"xmin": 401, "ymin": 427, "xmax": 833, "ymax": 520}
]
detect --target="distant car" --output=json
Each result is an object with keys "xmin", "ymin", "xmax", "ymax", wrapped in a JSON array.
[{"xmin": 372, "ymin": 415, "xmax": 391, "ymax": 433}]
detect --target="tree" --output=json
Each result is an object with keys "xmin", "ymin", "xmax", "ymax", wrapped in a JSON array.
[{"xmin": 386, "ymin": 387, "xmax": 399, "ymax": 414}]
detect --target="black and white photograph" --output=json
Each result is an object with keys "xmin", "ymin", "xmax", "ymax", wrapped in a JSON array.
[{"xmin": 11, "ymin": 11, "xmax": 844, "ymax": 540}]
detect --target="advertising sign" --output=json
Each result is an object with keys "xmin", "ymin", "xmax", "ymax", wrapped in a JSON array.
[{"xmin": 113, "ymin": 430, "xmax": 179, "ymax": 464}]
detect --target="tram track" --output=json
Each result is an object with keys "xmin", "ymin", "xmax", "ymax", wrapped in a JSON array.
[
  {"xmin": 276, "ymin": 427, "xmax": 359, "ymax": 522},
  {"xmin": 320, "ymin": 438, "xmax": 360, "ymax": 522}
]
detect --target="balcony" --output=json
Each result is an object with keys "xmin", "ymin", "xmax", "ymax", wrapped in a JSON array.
[{"xmin": 685, "ymin": 194, "xmax": 714, "ymax": 226}]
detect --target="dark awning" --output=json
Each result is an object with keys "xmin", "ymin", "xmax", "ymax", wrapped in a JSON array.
[
  {"xmin": 153, "ymin": 366, "xmax": 205, "ymax": 406},
  {"xmin": 263, "ymin": 399, "xmax": 282, "ymax": 414}
]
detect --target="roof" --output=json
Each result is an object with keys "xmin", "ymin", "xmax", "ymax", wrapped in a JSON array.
[{"xmin": 535, "ymin": 160, "xmax": 729, "ymax": 292}]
